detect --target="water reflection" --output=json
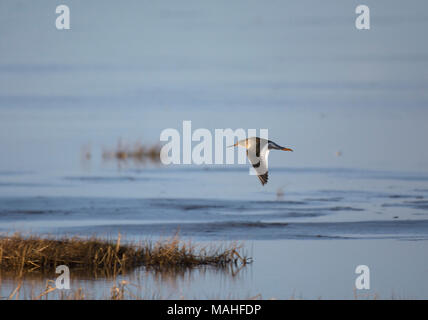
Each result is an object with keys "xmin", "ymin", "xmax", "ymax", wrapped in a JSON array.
[{"xmin": 0, "ymin": 262, "xmax": 251, "ymax": 300}]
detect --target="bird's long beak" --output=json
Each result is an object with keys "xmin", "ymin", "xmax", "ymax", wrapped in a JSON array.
[
  {"xmin": 227, "ymin": 142, "xmax": 238, "ymax": 148},
  {"xmin": 282, "ymin": 147, "xmax": 293, "ymax": 152}
]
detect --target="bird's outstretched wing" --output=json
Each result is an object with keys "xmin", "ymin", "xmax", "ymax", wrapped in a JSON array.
[{"xmin": 246, "ymin": 140, "xmax": 269, "ymax": 186}]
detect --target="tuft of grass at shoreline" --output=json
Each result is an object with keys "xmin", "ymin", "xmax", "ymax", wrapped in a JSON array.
[{"xmin": 0, "ymin": 233, "xmax": 250, "ymax": 276}]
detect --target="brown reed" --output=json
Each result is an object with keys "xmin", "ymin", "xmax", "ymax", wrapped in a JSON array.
[{"xmin": 0, "ymin": 233, "xmax": 249, "ymax": 276}]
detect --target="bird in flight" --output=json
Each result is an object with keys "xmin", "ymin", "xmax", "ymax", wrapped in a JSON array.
[{"xmin": 230, "ymin": 137, "xmax": 293, "ymax": 186}]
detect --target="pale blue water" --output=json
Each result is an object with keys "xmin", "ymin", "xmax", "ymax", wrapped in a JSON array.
[
  {"xmin": 1, "ymin": 167, "xmax": 428, "ymax": 241},
  {"xmin": 1, "ymin": 0, "xmax": 428, "ymax": 299}
]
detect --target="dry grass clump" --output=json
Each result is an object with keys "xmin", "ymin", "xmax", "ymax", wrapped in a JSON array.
[{"xmin": 0, "ymin": 233, "xmax": 249, "ymax": 277}]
